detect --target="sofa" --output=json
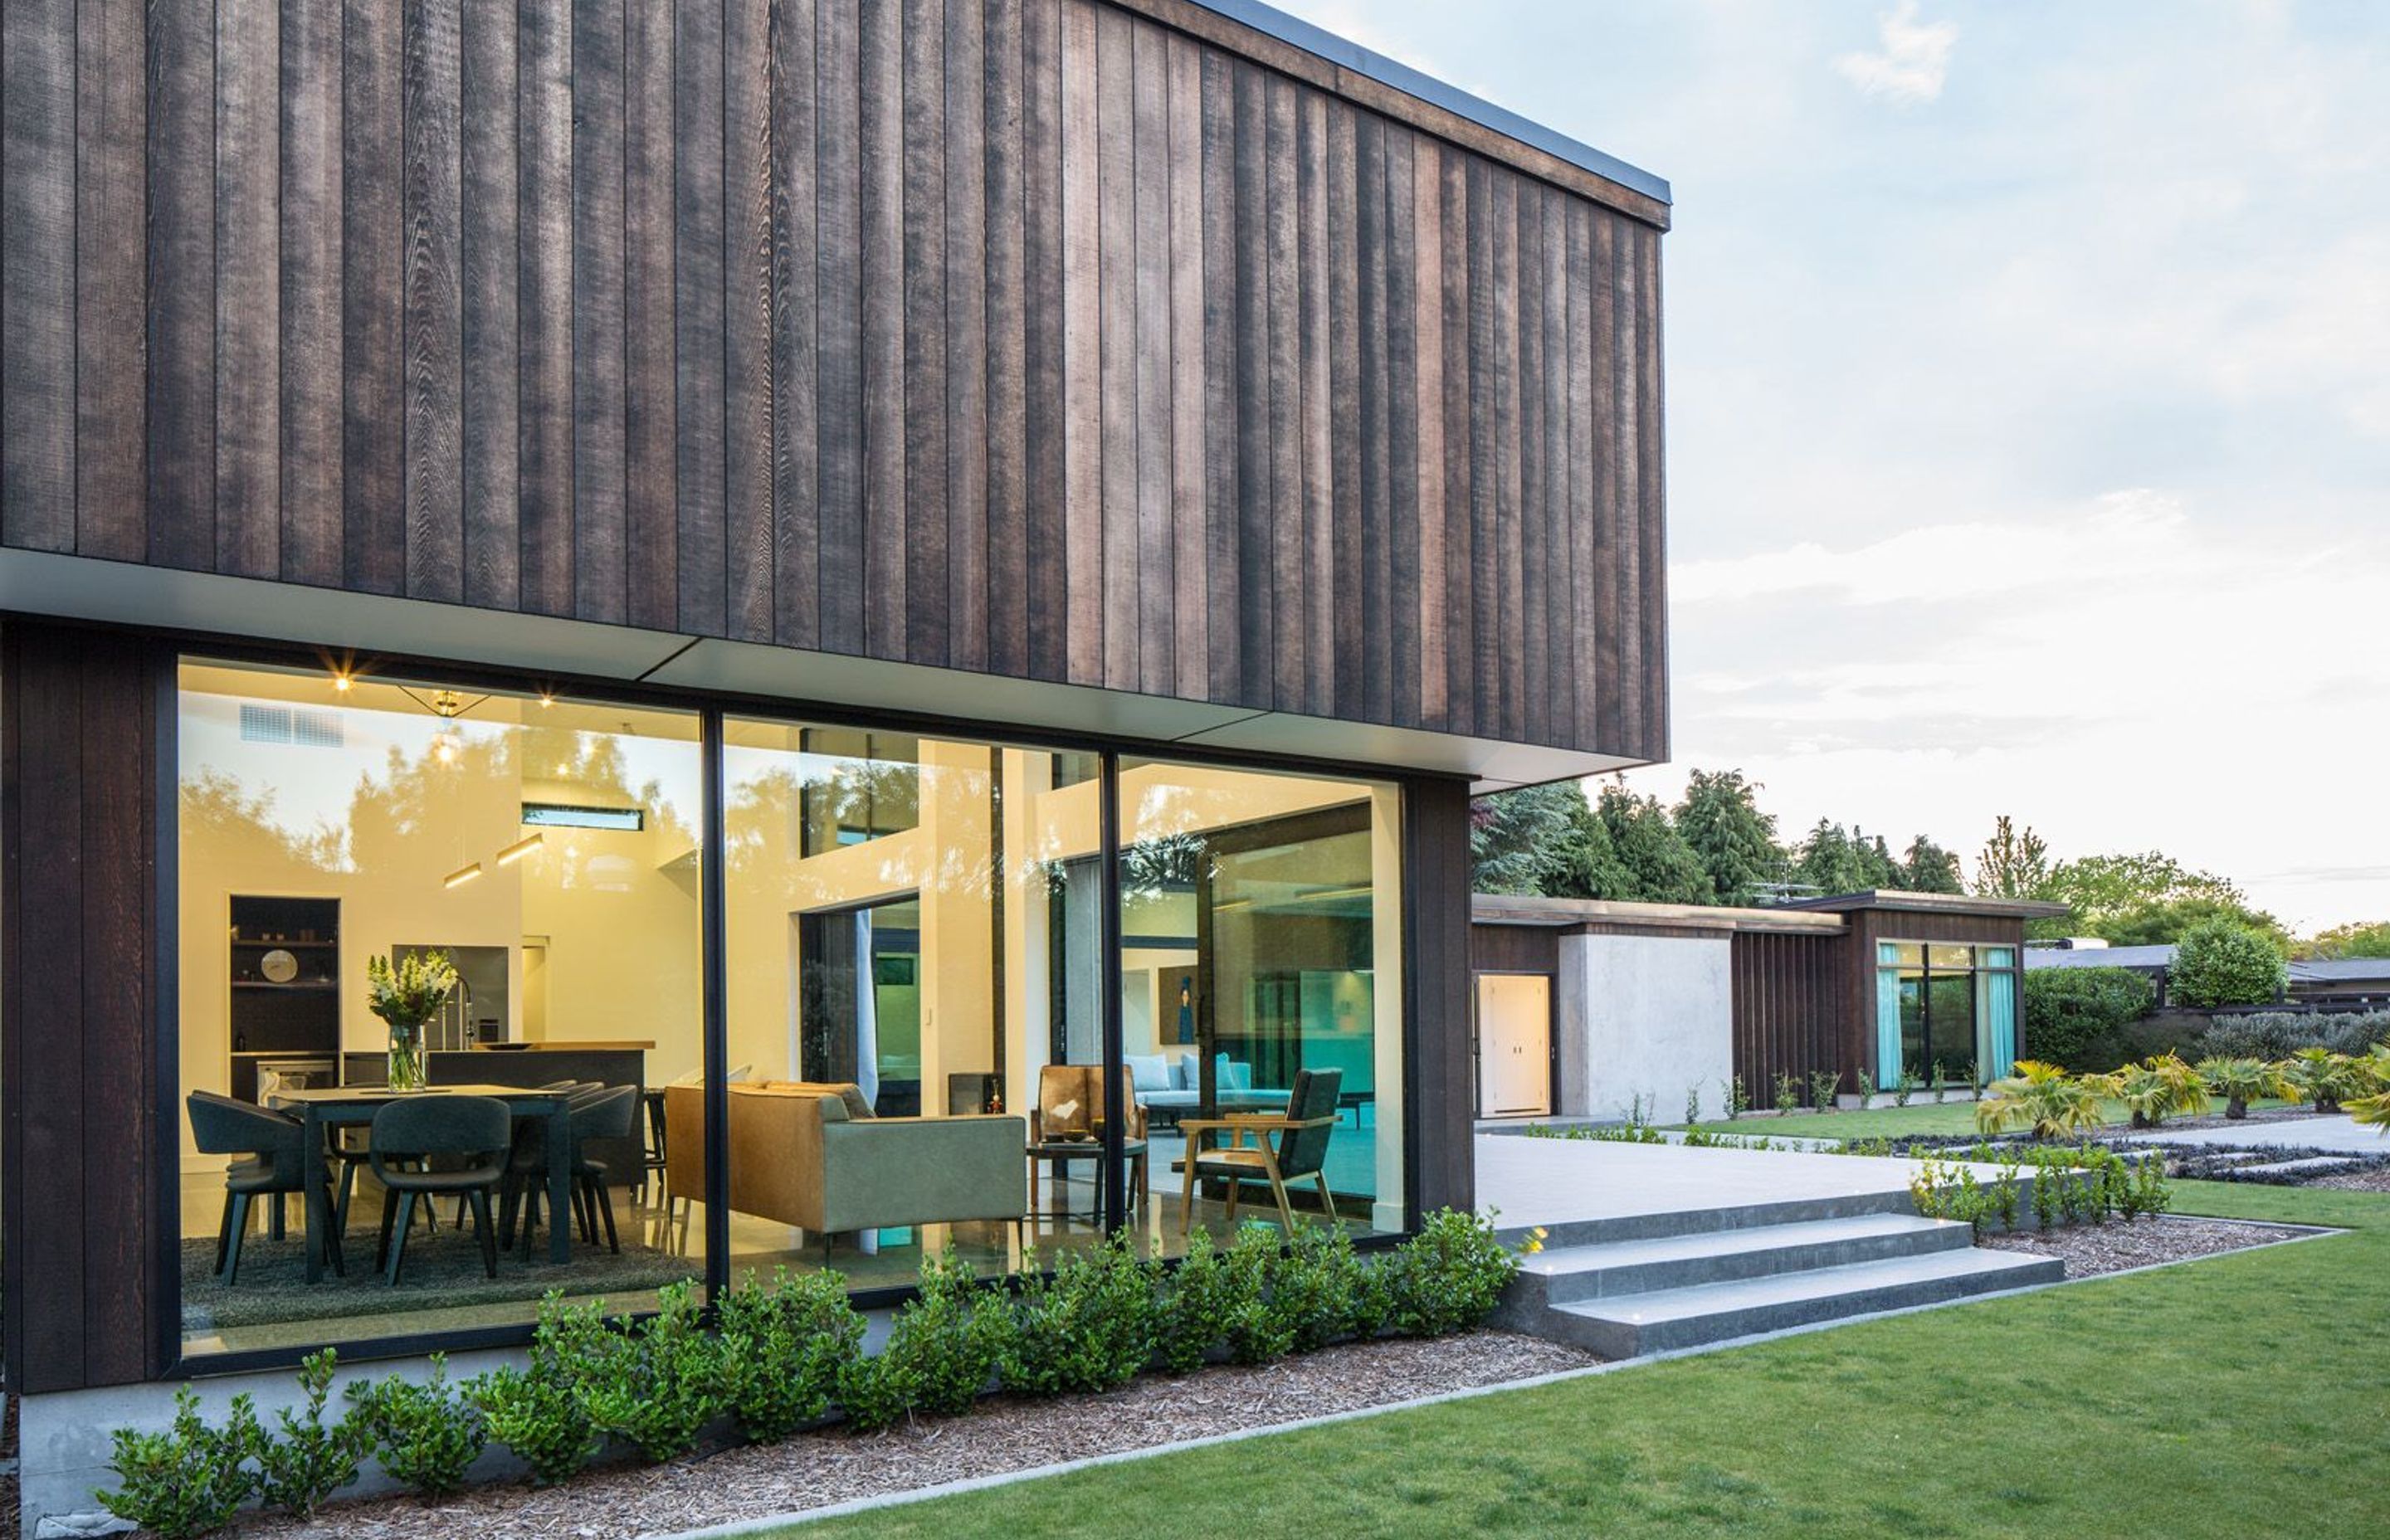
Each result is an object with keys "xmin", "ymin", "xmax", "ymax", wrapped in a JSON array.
[
  {"xmin": 663, "ymin": 1081, "xmax": 1027, "ymax": 1235},
  {"xmin": 1129, "ymin": 1053, "xmax": 1291, "ymax": 1128}
]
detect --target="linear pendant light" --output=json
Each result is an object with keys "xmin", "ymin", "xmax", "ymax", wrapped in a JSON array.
[
  {"xmin": 443, "ymin": 861, "xmax": 485, "ymax": 889},
  {"xmin": 495, "ymin": 832, "xmax": 545, "ymax": 867}
]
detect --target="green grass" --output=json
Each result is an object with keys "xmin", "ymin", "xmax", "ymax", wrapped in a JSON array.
[
  {"xmin": 778, "ymin": 1183, "xmax": 2390, "ymax": 1539},
  {"xmin": 1679, "ymin": 1095, "xmax": 2298, "ymax": 1141}
]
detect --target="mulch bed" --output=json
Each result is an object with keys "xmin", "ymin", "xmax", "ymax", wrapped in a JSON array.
[
  {"xmin": 1979, "ymin": 1214, "xmax": 2314, "ymax": 1278},
  {"xmin": 2310, "ymin": 1167, "xmax": 2390, "ymax": 1193},
  {"xmin": 223, "ymin": 1331, "xmax": 1597, "ymax": 1540}
]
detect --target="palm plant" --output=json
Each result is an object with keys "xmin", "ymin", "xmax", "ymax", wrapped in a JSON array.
[
  {"xmin": 2196, "ymin": 1055, "xmax": 2285, "ymax": 1120},
  {"xmin": 2109, "ymin": 1053, "xmax": 2208, "ymax": 1129},
  {"xmin": 1975, "ymin": 1060, "xmax": 2107, "ymax": 1139},
  {"xmin": 2278, "ymin": 1047, "xmax": 2363, "ymax": 1114}
]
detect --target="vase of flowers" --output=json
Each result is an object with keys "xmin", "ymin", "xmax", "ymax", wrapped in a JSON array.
[{"xmin": 366, "ymin": 950, "xmax": 459, "ymax": 1092}]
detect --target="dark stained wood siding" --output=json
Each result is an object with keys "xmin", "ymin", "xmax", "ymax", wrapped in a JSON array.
[
  {"xmin": 1471, "ymin": 922, "xmax": 1558, "ymax": 977},
  {"xmin": 1730, "ymin": 929, "xmax": 1849, "ymax": 1097},
  {"xmin": 1, "ymin": 0, "xmax": 1667, "ymax": 762},
  {"xmin": 1404, "ymin": 776, "xmax": 1475, "ymax": 1217},
  {"xmin": 2, "ymin": 625, "xmax": 169, "ymax": 1394},
  {"xmin": 1843, "ymin": 908, "xmax": 2028, "ymax": 1084}
]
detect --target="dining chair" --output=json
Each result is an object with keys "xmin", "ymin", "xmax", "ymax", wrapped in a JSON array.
[
  {"xmin": 499, "ymin": 1082, "xmax": 611, "ymax": 1250},
  {"xmin": 563, "ymin": 1084, "xmax": 641, "ymax": 1254},
  {"xmin": 1173, "ymin": 1067, "xmax": 1343, "ymax": 1235},
  {"xmin": 368, "ymin": 1094, "xmax": 510, "ymax": 1284},
  {"xmin": 187, "ymin": 1090, "xmax": 344, "ymax": 1284}
]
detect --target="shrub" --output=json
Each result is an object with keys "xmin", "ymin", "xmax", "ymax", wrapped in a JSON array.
[
  {"xmin": 716, "ymin": 1266, "xmax": 867, "ymax": 1442},
  {"xmin": 99, "ymin": 1386, "xmax": 263, "ymax": 1538},
  {"xmin": 2107, "ymin": 1053, "xmax": 2208, "ymax": 1129},
  {"xmin": 1272, "ymin": 1225, "xmax": 1367, "ymax": 1353},
  {"xmin": 2022, "ymin": 967, "xmax": 2157, "ymax": 1070},
  {"xmin": 841, "ymin": 1249, "xmax": 1010, "ymax": 1431},
  {"xmin": 2197, "ymin": 1055, "xmax": 2286, "ymax": 1119},
  {"xmin": 2171, "ymin": 920, "xmax": 2289, "ymax": 1008},
  {"xmin": 1383, "ymin": 1208, "xmax": 1518, "ymax": 1338},
  {"xmin": 1003, "ymin": 1235, "xmax": 1159, "ymax": 1396},
  {"xmin": 255, "ymin": 1349, "xmax": 367, "ymax": 1517},
  {"xmin": 346, "ymin": 1354, "xmax": 485, "ymax": 1499},
  {"xmin": 2279, "ymin": 1048, "xmax": 2365, "ymax": 1114},
  {"xmin": 2198, "ymin": 1010, "xmax": 2390, "ymax": 1060},
  {"xmin": 1808, "ymin": 1069, "xmax": 1841, "ymax": 1113},
  {"xmin": 1975, "ymin": 1060, "xmax": 2106, "ymax": 1139},
  {"xmin": 1150, "ymin": 1230, "xmax": 1239, "ymax": 1375},
  {"xmin": 576, "ymin": 1280, "xmax": 724, "ymax": 1463},
  {"xmin": 1222, "ymin": 1226, "xmax": 1300, "ymax": 1365},
  {"xmin": 467, "ymin": 1366, "xmax": 594, "ymax": 1487}
]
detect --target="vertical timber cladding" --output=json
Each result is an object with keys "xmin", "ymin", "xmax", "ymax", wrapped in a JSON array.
[
  {"xmin": 0, "ymin": 0, "xmax": 1669, "ymax": 762},
  {"xmin": 1729, "ymin": 929, "xmax": 1847, "ymax": 1100},
  {"xmin": 0, "ymin": 626, "xmax": 170, "ymax": 1392}
]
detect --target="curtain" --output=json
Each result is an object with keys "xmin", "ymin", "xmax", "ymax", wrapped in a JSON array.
[
  {"xmin": 1873, "ymin": 966, "xmax": 1902, "ymax": 1093},
  {"xmin": 854, "ymin": 910, "xmax": 880, "ymax": 1109},
  {"xmin": 1981, "ymin": 962, "xmax": 2018, "ymax": 1079}
]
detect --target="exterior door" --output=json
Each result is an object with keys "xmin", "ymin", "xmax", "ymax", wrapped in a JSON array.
[{"xmin": 1476, "ymin": 974, "xmax": 1552, "ymax": 1117}]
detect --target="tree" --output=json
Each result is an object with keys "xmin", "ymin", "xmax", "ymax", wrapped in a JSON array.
[
  {"xmin": 2101, "ymin": 895, "xmax": 2290, "ymax": 953},
  {"xmin": 2303, "ymin": 920, "xmax": 2390, "ymax": 960},
  {"xmin": 1973, "ymin": 816, "xmax": 2053, "ymax": 901},
  {"xmin": 1596, "ymin": 783, "xmax": 1713, "ymax": 904},
  {"xmin": 2169, "ymin": 919, "xmax": 2290, "ymax": 1008},
  {"xmin": 1469, "ymin": 782, "xmax": 1584, "ymax": 896},
  {"xmin": 1792, "ymin": 819, "xmax": 1900, "ymax": 896},
  {"xmin": 1673, "ymin": 769, "xmax": 1784, "ymax": 906},
  {"xmin": 1899, "ymin": 836, "xmax": 1964, "ymax": 894},
  {"xmin": 1544, "ymin": 790, "xmax": 1632, "ymax": 900},
  {"xmin": 2040, "ymin": 851, "xmax": 2285, "ymax": 950}
]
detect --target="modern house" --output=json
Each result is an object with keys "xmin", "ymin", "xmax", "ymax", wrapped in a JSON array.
[
  {"xmin": 1472, "ymin": 891, "xmax": 2066, "ymax": 1119},
  {"xmin": 0, "ymin": 0, "xmax": 1671, "ymax": 1510},
  {"xmin": 2022, "ymin": 945, "xmax": 2390, "ymax": 1013}
]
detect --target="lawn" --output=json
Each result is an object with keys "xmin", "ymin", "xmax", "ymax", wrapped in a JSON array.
[
  {"xmin": 1679, "ymin": 1095, "xmax": 2297, "ymax": 1141},
  {"xmin": 777, "ymin": 1181, "xmax": 2390, "ymax": 1539}
]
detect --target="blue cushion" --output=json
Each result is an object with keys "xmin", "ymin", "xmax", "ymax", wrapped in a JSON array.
[
  {"xmin": 1171, "ymin": 1055, "xmax": 1196, "ymax": 1089},
  {"xmin": 1217, "ymin": 1055, "xmax": 1252, "ymax": 1092},
  {"xmin": 1126, "ymin": 1054, "xmax": 1172, "ymax": 1094}
]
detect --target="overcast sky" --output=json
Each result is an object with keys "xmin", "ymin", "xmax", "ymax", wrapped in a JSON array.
[{"xmin": 1278, "ymin": 0, "xmax": 2390, "ymax": 933}]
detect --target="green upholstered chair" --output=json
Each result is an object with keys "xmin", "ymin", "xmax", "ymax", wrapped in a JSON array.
[
  {"xmin": 369, "ymin": 1094, "xmax": 510, "ymax": 1284},
  {"xmin": 187, "ymin": 1089, "xmax": 344, "ymax": 1284},
  {"xmin": 1174, "ymin": 1067, "xmax": 1343, "ymax": 1235}
]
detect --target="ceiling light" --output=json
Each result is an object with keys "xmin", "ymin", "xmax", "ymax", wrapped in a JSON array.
[
  {"xmin": 443, "ymin": 861, "xmax": 485, "ymax": 889},
  {"xmin": 332, "ymin": 672, "xmax": 353, "ymax": 694},
  {"xmin": 495, "ymin": 832, "xmax": 545, "ymax": 867}
]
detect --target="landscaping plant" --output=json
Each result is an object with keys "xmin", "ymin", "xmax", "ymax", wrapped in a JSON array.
[
  {"xmin": 99, "ymin": 1386, "xmax": 264, "ymax": 1539},
  {"xmin": 576, "ymin": 1279, "xmax": 725, "ymax": 1462},
  {"xmin": 2171, "ymin": 919, "xmax": 2290, "ymax": 1008},
  {"xmin": 1004, "ymin": 1235, "xmax": 1161, "ymax": 1396},
  {"xmin": 1384, "ymin": 1207, "xmax": 1519, "ymax": 1338},
  {"xmin": 1893, "ymin": 1065, "xmax": 1918, "ymax": 1107},
  {"xmin": 2020, "ymin": 966, "xmax": 2157, "ymax": 1070},
  {"xmin": 254, "ymin": 1349, "xmax": 368, "ymax": 1517},
  {"xmin": 1774, "ymin": 1070, "xmax": 1801, "ymax": 1114},
  {"xmin": 1223, "ymin": 1224, "xmax": 1301, "ymax": 1365},
  {"xmin": 1975, "ymin": 1060, "xmax": 2105, "ymax": 1139},
  {"xmin": 467, "ymin": 1365, "xmax": 596, "ymax": 1487},
  {"xmin": 346, "ymin": 1353, "xmax": 485, "ymax": 1499},
  {"xmin": 1149, "ymin": 1229, "xmax": 1240, "ymax": 1375},
  {"xmin": 1273, "ymin": 1225, "xmax": 1370, "ymax": 1352},
  {"xmin": 2107, "ymin": 1052, "xmax": 2209, "ymax": 1128},
  {"xmin": 2197, "ymin": 1055, "xmax": 2285, "ymax": 1119},
  {"xmin": 1931, "ymin": 1060, "xmax": 1948, "ymax": 1104},
  {"xmin": 2279, "ymin": 1047, "xmax": 2363, "ymax": 1114},
  {"xmin": 1809, "ymin": 1068, "xmax": 1841, "ymax": 1114},
  {"xmin": 716, "ymin": 1266, "xmax": 868, "ymax": 1441},
  {"xmin": 841, "ymin": 1249, "xmax": 1014, "ymax": 1430}
]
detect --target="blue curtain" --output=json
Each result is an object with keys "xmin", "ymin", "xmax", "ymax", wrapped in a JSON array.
[
  {"xmin": 1873, "ymin": 967, "xmax": 1902, "ymax": 1092},
  {"xmin": 1982, "ymin": 963, "xmax": 2018, "ymax": 1078}
]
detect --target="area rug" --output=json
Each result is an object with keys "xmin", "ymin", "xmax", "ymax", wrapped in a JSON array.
[{"xmin": 180, "ymin": 1226, "xmax": 701, "ymax": 1331}]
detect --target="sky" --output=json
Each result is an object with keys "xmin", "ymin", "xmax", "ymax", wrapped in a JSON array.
[{"xmin": 1275, "ymin": 0, "xmax": 2390, "ymax": 933}]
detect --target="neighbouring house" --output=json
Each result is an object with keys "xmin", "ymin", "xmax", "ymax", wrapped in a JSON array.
[
  {"xmin": 2020, "ymin": 944, "xmax": 2388, "ymax": 1013},
  {"xmin": 0, "ymin": 0, "xmax": 1671, "ymax": 1524},
  {"xmin": 2022, "ymin": 942, "xmax": 2183, "ymax": 1008},
  {"xmin": 1473, "ymin": 891, "xmax": 2066, "ymax": 1120}
]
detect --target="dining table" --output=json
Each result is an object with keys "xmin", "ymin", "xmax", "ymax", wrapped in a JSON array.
[{"xmin": 266, "ymin": 1083, "xmax": 575, "ymax": 1284}]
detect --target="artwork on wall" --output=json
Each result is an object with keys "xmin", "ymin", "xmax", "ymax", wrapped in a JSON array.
[{"xmin": 1173, "ymin": 974, "xmax": 1196, "ymax": 1045}]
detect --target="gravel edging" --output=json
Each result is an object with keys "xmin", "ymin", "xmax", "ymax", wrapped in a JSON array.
[
  {"xmin": 1979, "ymin": 1213, "xmax": 2319, "ymax": 1277},
  {"xmin": 216, "ymin": 1332, "xmax": 1596, "ymax": 1540}
]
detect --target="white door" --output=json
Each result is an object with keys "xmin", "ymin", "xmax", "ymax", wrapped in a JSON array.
[{"xmin": 1477, "ymin": 974, "xmax": 1552, "ymax": 1117}]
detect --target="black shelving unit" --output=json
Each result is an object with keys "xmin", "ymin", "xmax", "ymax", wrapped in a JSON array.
[{"xmin": 227, "ymin": 895, "xmax": 340, "ymax": 1102}]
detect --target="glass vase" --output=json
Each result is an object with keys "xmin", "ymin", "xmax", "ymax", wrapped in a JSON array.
[{"xmin": 387, "ymin": 1025, "xmax": 427, "ymax": 1092}]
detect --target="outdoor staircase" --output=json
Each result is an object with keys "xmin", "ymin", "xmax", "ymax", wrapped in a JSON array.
[{"xmin": 1493, "ymin": 1190, "xmax": 2062, "ymax": 1359}]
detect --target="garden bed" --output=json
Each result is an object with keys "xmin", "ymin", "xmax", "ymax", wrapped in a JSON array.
[
  {"xmin": 1978, "ymin": 1213, "xmax": 2315, "ymax": 1277},
  {"xmin": 215, "ymin": 1331, "xmax": 1595, "ymax": 1540}
]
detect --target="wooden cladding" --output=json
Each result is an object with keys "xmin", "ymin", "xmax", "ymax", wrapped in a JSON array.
[
  {"xmin": 1, "ymin": 626, "xmax": 169, "ymax": 1393},
  {"xmin": 1730, "ymin": 929, "xmax": 1849, "ymax": 1095},
  {"xmin": 1, "ymin": 0, "xmax": 1666, "ymax": 759}
]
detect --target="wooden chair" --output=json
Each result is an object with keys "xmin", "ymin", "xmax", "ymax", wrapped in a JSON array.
[
  {"xmin": 1030, "ymin": 1063, "xmax": 1149, "ymax": 1221},
  {"xmin": 1175, "ymin": 1067, "xmax": 1342, "ymax": 1235}
]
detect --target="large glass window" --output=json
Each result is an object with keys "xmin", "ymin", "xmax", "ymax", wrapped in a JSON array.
[
  {"xmin": 1123, "ymin": 759, "xmax": 1405, "ymax": 1245},
  {"xmin": 176, "ymin": 660, "xmax": 704, "ymax": 1357},
  {"xmin": 1874, "ymin": 941, "xmax": 2017, "ymax": 1088}
]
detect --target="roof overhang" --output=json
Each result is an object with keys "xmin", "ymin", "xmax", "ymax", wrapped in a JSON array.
[
  {"xmin": 0, "ymin": 548, "xmax": 1646, "ymax": 789},
  {"xmin": 1472, "ymin": 893, "xmax": 1847, "ymax": 936},
  {"xmin": 1786, "ymin": 890, "xmax": 2072, "ymax": 922}
]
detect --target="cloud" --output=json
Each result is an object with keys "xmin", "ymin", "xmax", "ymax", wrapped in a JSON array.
[{"xmin": 1834, "ymin": 1, "xmax": 1958, "ymax": 105}]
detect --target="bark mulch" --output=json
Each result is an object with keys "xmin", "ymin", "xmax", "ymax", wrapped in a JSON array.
[
  {"xmin": 1979, "ymin": 1213, "xmax": 2314, "ymax": 1278},
  {"xmin": 227, "ymin": 1331, "xmax": 1597, "ymax": 1540},
  {"xmin": 2310, "ymin": 1166, "xmax": 2390, "ymax": 1193}
]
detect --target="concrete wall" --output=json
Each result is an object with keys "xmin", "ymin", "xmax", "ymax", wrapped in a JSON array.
[{"xmin": 1558, "ymin": 933, "xmax": 1734, "ymax": 1123}]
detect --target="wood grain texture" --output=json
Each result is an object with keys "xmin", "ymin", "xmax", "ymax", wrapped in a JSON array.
[{"xmin": 10, "ymin": 0, "xmax": 1669, "ymax": 763}]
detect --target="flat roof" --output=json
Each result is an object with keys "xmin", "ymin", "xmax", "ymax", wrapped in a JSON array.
[
  {"xmin": 1786, "ymin": 890, "xmax": 2073, "ymax": 921},
  {"xmin": 1186, "ymin": 0, "xmax": 1672, "ymax": 207},
  {"xmin": 1472, "ymin": 894, "xmax": 1846, "ymax": 936},
  {"xmin": 2023, "ymin": 944, "xmax": 2177, "ymax": 971}
]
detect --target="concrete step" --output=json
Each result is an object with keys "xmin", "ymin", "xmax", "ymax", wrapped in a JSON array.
[
  {"xmin": 1496, "ymin": 1187, "xmax": 1918, "ymax": 1252},
  {"xmin": 1525, "ymin": 1246, "xmax": 2063, "ymax": 1358},
  {"xmin": 1512, "ymin": 1213, "xmax": 1975, "ymax": 1307}
]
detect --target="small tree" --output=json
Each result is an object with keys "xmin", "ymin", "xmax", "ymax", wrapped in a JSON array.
[{"xmin": 2171, "ymin": 919, "xmax": 2288, "ymax": 1008}]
